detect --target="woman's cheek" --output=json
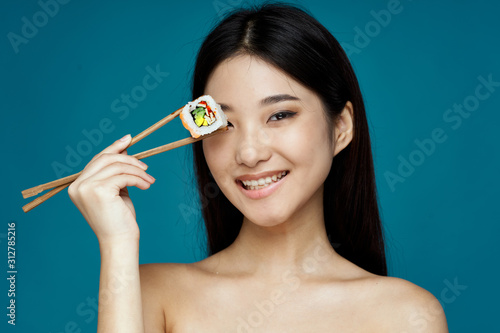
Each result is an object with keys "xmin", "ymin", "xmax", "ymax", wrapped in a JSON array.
[
  {"xmin": 203, "ymin": 134, "xmax": 229, "ymax": 165},
  {"xmin": 203, "ymin": 138, "xmax": 233, "ymax": 186},
  {"xmin": 276, "ymin": 126, "xmax": 308, "ymax": 156}
]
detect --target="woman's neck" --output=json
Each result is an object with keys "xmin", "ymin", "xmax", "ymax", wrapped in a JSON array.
[{"xmin": 222, "ymin": 191, "xmax": 341, "ymax": 281}]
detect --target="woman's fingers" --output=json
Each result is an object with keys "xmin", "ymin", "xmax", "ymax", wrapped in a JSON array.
[
  {"xmin": 106, "ymin": 174, "xmax": 154, "ymax": 192},
  {"xmin": 88, "ymin": 134, "xmax": 132, "ymax": 164},
  {"xmin": 90, "ymin": 162, "xmax": 155, "ymax": 184},
  {"xmin": 75, "ymin": 174, "xmax": 152, "ymax": 202},
  {"xmin": 67, "ymin": 134, "xmax": 155, "ymax": 244},
  {"xmin": 78, "ymin": 153, "xmax": 148, "ymax": 183}
]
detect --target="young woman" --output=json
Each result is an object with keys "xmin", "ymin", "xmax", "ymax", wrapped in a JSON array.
[{"xmin": 68, "ymin": 4, "xmax": 448, "ymax": 332}]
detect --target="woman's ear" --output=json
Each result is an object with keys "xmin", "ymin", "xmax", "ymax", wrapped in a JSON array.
[{"xmin": 332, "ymin": 101, "xmax": 354, "ymax": 157}]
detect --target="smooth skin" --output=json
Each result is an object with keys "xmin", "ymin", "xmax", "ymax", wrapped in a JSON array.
[{"xmin": 69, "ymin": 55, "xmax": 448, "ymax": 332}]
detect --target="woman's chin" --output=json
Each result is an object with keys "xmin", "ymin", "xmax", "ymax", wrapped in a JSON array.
[{"xmin": 242, "ymin": 213, "xmax": 290, "ymax": 229}]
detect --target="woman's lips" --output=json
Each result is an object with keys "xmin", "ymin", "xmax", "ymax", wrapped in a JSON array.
[{"xmin": 237, "ymin": 171, "xmax": 288, "ymax": 200}]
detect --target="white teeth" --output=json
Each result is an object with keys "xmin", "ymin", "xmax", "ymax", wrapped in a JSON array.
[{"xmin": 240, "ymin": 171, "xmax": 288, "ymax": 190}]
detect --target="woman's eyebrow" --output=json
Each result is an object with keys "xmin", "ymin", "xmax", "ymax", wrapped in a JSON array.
[
  {"xmin": 260, "ymin": 94, "xmax": 300, "ymax": 106},
  {"xmin": 219, "ymin": 103, "xmax": 232, "ymax": 112},
  {"xmin": 218, "ymin": 94, "xmax": 300, "ymax": 112}
]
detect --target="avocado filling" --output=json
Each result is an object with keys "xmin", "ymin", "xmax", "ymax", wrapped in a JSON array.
[{"xmin": 191, "ymin": 101, "xmax": 216, "ymax": 127}]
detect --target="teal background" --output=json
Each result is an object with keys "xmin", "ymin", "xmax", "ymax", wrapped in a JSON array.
[{"xmin": 2, "ymin": 0, "xmax": 499, "ymax": 331}]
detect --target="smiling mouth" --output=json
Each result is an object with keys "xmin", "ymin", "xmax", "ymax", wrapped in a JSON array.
[{"xmin": 238, "ymin": 171, "xmax": 289, "ymax": 190}]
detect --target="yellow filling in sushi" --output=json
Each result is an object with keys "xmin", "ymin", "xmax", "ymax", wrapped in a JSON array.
[{"xmin": 191, "ymin": 101, "xmax": 216, "ymax": 127}]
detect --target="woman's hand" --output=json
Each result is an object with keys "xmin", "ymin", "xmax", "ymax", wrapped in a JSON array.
[{"xmin": 68, "ymin": 134, "xmax": 155, "ymax": 244}]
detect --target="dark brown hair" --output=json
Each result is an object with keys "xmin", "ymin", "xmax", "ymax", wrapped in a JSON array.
[{"xmin": 191, "ymin": 3, "xmax": 387, "ymax": 275}]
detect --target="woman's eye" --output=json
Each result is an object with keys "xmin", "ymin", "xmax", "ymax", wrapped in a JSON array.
[
  {"xmin": 269, "ymin": 111, "xmax": 297, "ymax": 122},
  {"xmin": 227, "ymin": 121, "xmax": 234, "ymax": 127}
]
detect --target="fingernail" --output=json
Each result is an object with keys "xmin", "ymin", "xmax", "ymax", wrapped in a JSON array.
[
  {"xmin": 119, "ymin": 134, "xmax": 131, "ymax": 142},
  {"xmin": 139, "ymin": 160, "xmax": 148, "ymax": 169}
]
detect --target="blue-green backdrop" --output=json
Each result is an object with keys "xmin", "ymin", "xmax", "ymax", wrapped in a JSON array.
[{"xmin": 2, "ymin": 0, "xmax": 499, "ymax": 332}]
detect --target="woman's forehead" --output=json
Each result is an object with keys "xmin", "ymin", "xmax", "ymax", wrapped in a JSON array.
[{"xmin": 205, "ymin": 55, "xmax": 317, "ymax": 109}]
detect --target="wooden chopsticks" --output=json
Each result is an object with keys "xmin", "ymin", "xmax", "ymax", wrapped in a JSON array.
[{"xmin": 21, "ymin": 106, "xmax": 227, "ymax": 213}]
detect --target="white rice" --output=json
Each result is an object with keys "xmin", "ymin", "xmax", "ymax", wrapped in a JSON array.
[{"xmin": 181, "ymin": 95, "xmax": 228, "ymax": 138}]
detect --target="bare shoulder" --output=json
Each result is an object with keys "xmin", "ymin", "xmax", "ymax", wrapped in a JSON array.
[
  {"xmin": 139, "ymin": 262, "xmax": 193, "ymax": 333},
  {"xmin": 139, "ymin": 260, "xmax": 218, "ymax": 332},
  {"xmin": 139, "ymin": 262, "xmax": 195, "ymax": 304},
  {"xmin": 363, "ymin": 275, "xmax": 449, "ymax": 332},
  {"xmin": 139, "ymin": 258, "xmax": 217, "ymax": 288},
  {"xmin": 139, "ymin": 262, "xmax": 189, "ymax": 284}
]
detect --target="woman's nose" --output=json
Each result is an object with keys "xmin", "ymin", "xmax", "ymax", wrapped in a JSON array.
[{"xmin": 235, "ymin": 127, "xmax": 272, "ymax": 167}]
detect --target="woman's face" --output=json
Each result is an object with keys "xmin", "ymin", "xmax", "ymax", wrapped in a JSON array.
[{"xmin": 203, "ymin": 55, "xmax": 344, "ymax": 227}]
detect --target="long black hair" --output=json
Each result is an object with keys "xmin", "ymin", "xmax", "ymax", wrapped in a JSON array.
[{"xmin": 191, "ymin": 3, "xmax": 387, "ymax": 276}]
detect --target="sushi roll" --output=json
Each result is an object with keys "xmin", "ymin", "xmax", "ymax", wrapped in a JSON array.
[{"xmin": 180, "ymin": 95, "xmax": 228, "ymax": 138}]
